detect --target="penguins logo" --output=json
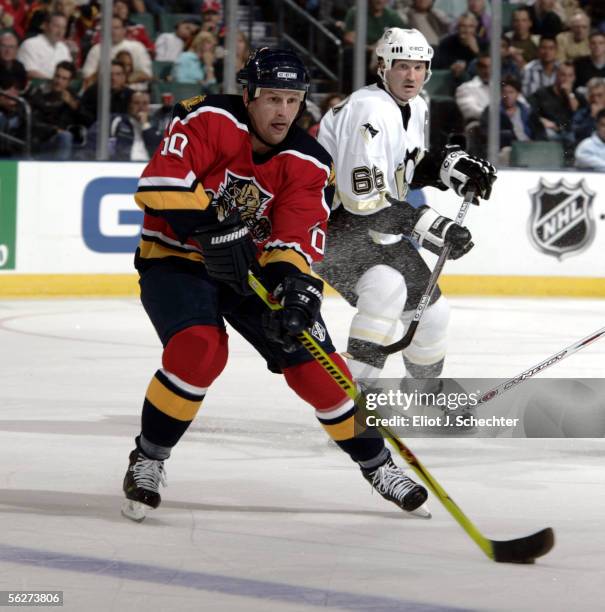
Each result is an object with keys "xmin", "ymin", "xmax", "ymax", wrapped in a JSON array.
[{"xmin": 213, "ymin": 171, "xmax": 274, "ymax": 241}]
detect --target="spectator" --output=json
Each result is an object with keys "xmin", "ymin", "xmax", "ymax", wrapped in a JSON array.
[
  {"xmin": 17, "ymin": 12, "xmax": 71, "ymax": 80},
  {"xmin": 342, "ymin": 0, "xmax": 405, "ymax": 91},
  {"xmin": 556, "ymin": 11, "xmax": 591, "ymax": 61},
  {"xmin": 574, "ymin": 31, "xmax": 605, "ymax": 89},
  {"xmin": 0, "ymin": 0, "xmax": 27, "ymax": 39},
  {"xmin": 585, "ymin": 2, "xmax": 605, "ymax": 32},
  {"xmin": 27, "ymin": 60, "xmax": 80, "ymax": 159},
  {"xmin": 574, "ymin": 107, "xmax": 605, "ymax": 170},
  {"xmin": 26, "ymin": 1, "xmax": 53, "ymax": 37},
  {"xmin": 86, "ymin": 90, "xmax": 161, "ymax": 161},
  {"xmin": 79, "ymin": 59, "xmax": 133, "ymax": 126},
  {"xmin": 88, "ymin": 0, "xmax": 155, "ymax": 56},
  {"xmin": 506, "ymin": 6, "xmax": 539, "ymax": 66},
  {"xmin": 308, "ymin": 92, "xmax": 345, "ymax": 138},
  {"xmin": 529, "ymin": 0, "xmax": 564, "ymax": 37},
  {"xmin": 171, "ymin": 31, "xmax": 217, "ymax": 91},
  {"xmin": 319, "ymin": 0, "xmax": 351, "ymax": 37},
  {"xmin": 233, "ymin": 30, "xmax": 251, "ymax": 73},
  {"xmin": 467, "ymin": 0, "xmax": 490, "ymax": 42},
  {"xmin": 433, "ymin": 12, "xmax": 486, "ymax": 79},
  {"xmin": 528, "ymin": 60, "xmax": 584, "ymax": 163},
  {"xmin": 72, "ymin": 1, "xmax": 99, "ymax": 59},
  {"xmin": 138, "ymin": 0, "xmax": 169, "ymax": 16},
  {"xmin": 522, "ymin": 35, "xmax": 559, "ymax": 97},
  {"xmin": 82, "ymin": 17, "xmax": 152, "ymax": 89},
  {"xmin": 344, "ymin": 0, "xmax": 405, "ymax": 48},
  {"xmin": 0, "ymin": 74, "xmax": 25, "ymax": 157},
  {"xmin": 499, "ymin": 36, "xmax": 523, "ymax": 81},
  {"xmin": 116, "ymin": 49, "xmax": 150, "ymax": 92},
  {"xmin": 51, "ymin": 0, "xmax": 80, "ymax": 65},
  {"xmin": 150, "ymin": 91, "xmax": 174, "ymax": 135},
  {"xmin": 155, "ymin": 17, "xmax": 201, "ymax": 62},
  {"xmin": 560, "ymin": 0, "xmax": 582, "ymax": 24},
  {"xmin": 0, "ymin": 32, "xmax": 27, "ymax": 91},
  {"xmin": 433, "ymin": 0, "xmax": 467, "ymax": 20},
  {"xmin": 201, "ymin": 1, "xmax": 224, "ymax": 45},
  {"xmin": 296, "ymin": 97, "xmax": 321, "ymax": 133},
  {"xmin": 214, "ymin": 30, "xmax": 250, "ymax": 83},
  {"xmin": 479, "ymin": 75, "xmax": 538, "ymax": 165},
  {"xmin": 572, "ymin": 76, "xmax": 605, "ymax": 142},
  {"xmin": 404, "ymin": 0, "xmax": 450, "ymax": 47},
  {"xmin": 456, "ymin": 52, "xmax": 490, "ymax": 124}
]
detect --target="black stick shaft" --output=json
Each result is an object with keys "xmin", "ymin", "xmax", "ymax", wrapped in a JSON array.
[{"xmin": 381, "ymin": 187, "xmax": 476, "ymax": 354}]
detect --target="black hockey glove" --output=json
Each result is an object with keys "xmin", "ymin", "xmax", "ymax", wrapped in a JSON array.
[
  {"xmin": 263, "ymin": 273, "xmax": 324, "ymax": 352},
  {"xmin": 410, "ymin": 205, "xmax": 473, "ymax": 260},
  {"xmin": 193, "ymin": 211, "xmax": 258, "ymax": 295},
  {"xmin": 439, "ymin": 145, "xmax": 497, "ymax": 200}
]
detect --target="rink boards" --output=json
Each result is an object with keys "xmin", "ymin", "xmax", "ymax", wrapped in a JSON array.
[{"xmin": 0, "ymin": 161, "xmax": 604, "ymax": 297}]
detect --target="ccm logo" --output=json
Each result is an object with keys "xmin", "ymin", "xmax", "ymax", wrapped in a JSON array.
[{"xmin": 82, "ymin": 177, "xmax": 143, "ymax": 253}]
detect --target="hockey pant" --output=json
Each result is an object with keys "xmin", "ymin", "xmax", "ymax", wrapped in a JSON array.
[{"xmin": 346, "ymin": 264, "xmax": 450, "ymax": 380}]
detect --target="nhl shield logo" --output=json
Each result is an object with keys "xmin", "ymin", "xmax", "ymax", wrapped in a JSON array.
[{"xmin": 528, "ymin": 179, "xmax": 596, "ymax": 260}]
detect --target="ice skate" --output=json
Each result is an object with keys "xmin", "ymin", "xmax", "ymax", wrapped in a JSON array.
[
  {"xmin": 121, "ymin": 446, "xmax": 167, "ymax": 522},
  {"xmin": 362, "ymin": 455, "xmax": 431, "ymax": 519}
]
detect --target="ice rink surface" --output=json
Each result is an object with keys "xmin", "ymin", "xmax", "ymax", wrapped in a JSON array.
[{"xmin": 0, "ymin": 295, "xmax": 604, "ymax": 612}]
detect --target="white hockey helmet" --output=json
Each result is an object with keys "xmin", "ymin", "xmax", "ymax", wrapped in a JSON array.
[{"xmin": 376, "ymin": 28, "xmax": 434, "ymax": 85}]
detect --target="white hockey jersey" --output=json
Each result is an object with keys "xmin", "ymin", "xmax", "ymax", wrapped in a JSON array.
[{"xmin": 318, "ymin": 84, "xmax": 427, "ymax": 216}]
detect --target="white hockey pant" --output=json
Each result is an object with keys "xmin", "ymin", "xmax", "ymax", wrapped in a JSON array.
[{"xmin": 347, "ymin": 265, "xmax": 407, "ymax": 379}]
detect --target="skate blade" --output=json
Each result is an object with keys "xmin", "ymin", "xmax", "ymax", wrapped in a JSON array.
[
  {"xmin": 409, "ymin": 503, "xmax": 431, "ymax": 519},
  {"xmin": 121, "ymin": 499, "xmax": 152, "ymax": 522}
]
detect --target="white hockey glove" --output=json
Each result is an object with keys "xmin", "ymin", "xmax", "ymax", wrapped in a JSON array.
[
  {"xmin": 439, "ymin": 145, "xmax": 497, "ymax": 200},
  {"xmin": 411, "ymin": 206, "xmax": 473, "ymax": 260}
]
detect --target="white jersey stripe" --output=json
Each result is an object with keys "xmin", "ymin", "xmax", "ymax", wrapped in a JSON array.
[
  {"xmin": 263, "ymin": 240, "xmax": 313, "ymax": 266},
  {"xmin": 169, "ymin": 105, "xmax": 249, "ymax": 135},
  {"xmin": 161, "ymin": 368, "xmax": 208, "ymax": 397},
  {"xmin": 138, "ymin": 170, "xmax": 197, "ymax": 189},
  {"xmin": 315, "ymin": 397, "xmax": 355, "ymax": 421},
  {"xmin": 141, "ymin": 229, "xmax": 202, "ymax": 252}
]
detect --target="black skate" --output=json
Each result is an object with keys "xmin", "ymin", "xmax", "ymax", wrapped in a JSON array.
[
  {"xmin": 121, "ymin": 446, "xmax": 167, "ymax": 522},
  {"xmin": 362, "ymin": 455, "xmax": 430, "ymax": 518}
]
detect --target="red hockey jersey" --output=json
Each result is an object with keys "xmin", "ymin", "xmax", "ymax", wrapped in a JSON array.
[{"xmin": 134, "ymin": 94, "xmax": 335, "ymax": 275}]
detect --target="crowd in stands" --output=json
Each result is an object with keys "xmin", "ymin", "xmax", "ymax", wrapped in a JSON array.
[
  {"xmin": 2, "ymin": 0, "xmax": 605, "ymax": 171},
  {"xmin": 0, "ymin": 0, "xmax": 244, "ymax": 161},
  {"xmin": 314, "ymin": 0, "xmax": 605, "ymax": 170}
]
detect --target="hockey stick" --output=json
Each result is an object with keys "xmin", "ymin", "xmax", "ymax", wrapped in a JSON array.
[
  {"xmin": 248, "ymin": 271, "xmax": 554, "ymax": 563},
  {"xmin": 380, "ymin": 187, "xmax": 476, "ymax": 355},
  {"xmin": 479, "ymin": 325, "xmax": 605, "ymax": 404}
]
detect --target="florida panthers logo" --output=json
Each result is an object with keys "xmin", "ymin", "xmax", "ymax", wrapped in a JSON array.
[
  {"xmin": 528, "ymin": 179, "xmax": 596, "ymax": 260},
  {"xmin": 211, "ymin": 170, "xmax": 274, "ymax": 242}
]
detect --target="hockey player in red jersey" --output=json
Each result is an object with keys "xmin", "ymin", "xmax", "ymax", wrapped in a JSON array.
[{"xmin": 120, "ymin": 47, "xmax": 472, "ymax": 522}]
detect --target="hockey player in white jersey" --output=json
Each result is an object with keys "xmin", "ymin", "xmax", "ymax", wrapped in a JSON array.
[{"xmin": 316, "ymin": 28, "xmax": 496, "ymax": 383}]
